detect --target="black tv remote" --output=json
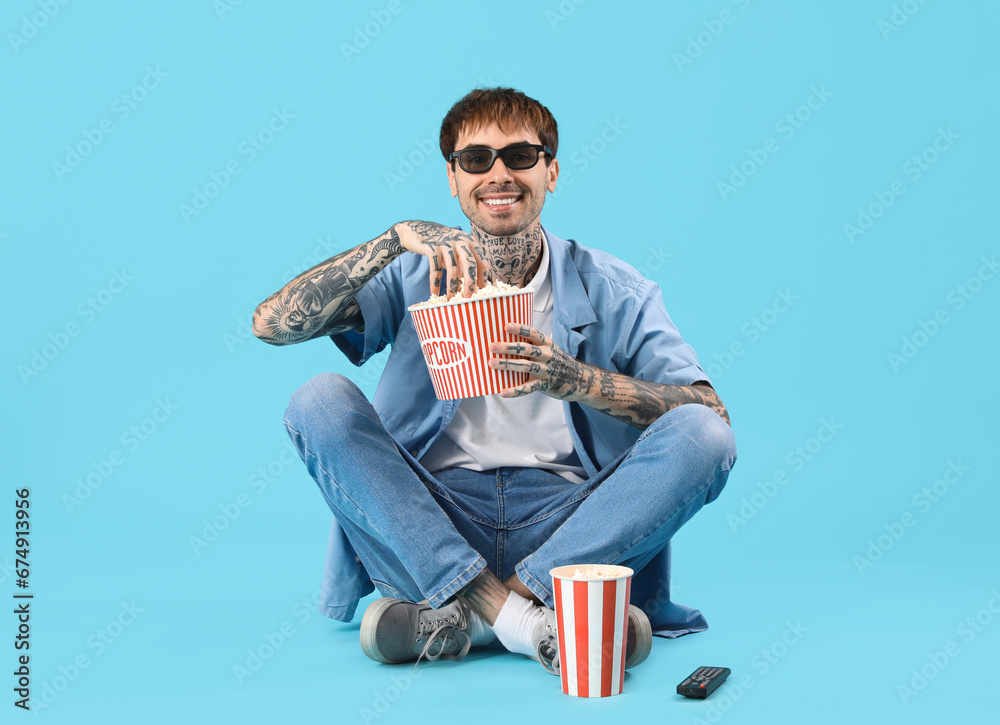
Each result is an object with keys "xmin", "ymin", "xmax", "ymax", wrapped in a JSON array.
[{"xmin": 677, "ymin": 666, "xmax": 731, "ymax": 698}]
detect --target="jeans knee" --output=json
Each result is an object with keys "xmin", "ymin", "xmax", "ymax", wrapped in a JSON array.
[
  {"xmin": 657, "ymin": 404, "xmax": 737, "ymax": 473},
  {"xmin": 676, "ymin": 405, "xmax": 737, "ymax": 503},
  {"xmin": 284, "ymin": 373, "xmax": 367, "ymax": 432}
]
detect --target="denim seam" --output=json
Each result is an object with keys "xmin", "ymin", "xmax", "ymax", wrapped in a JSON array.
[
  {"xmin": 496, "ymin": 481, "xmax": 506, "ymax": 570},
  {"xmin": 370, "ymin": 579, "xmax": 402, "ymax": 598},
  {"xmin": 505, "ymin": 485, "xmax": 598, "ymax": 529},
  {"xmin": 514, "ymin": 562, "xmax": 554, "ymax": 608},
  {"xmin": 422, "ymin": 479, "xmax": 457, "ymax": 504},
  {"xmin": 427, "ymin": 487, "xmax": 496, "ymax": 528},
  {"xmin": 320, "ymin": 603, "xmax": 358, "ymax": 623},
  {"xmin": 496, "ymin": 476, "xmax": 506, "ymax": 527},
  {"xmin": 496, "ymin": 529, "xmax": 505, "ymax": 584},
  {"xmin": 426, "ymin": 556, "xmax": 487, "ymax": 608}
]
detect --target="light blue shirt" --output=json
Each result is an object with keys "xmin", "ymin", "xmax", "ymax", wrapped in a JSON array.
[{"xmin": 321, "ymin": 226, "xmax": 712, "ymax": 637}]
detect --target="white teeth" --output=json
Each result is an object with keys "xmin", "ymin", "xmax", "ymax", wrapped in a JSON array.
[{"xmin": 483, "ymin": 197, "xmax": 517, "ymax": 206}]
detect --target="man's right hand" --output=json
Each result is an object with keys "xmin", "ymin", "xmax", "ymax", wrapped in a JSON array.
[{"xmin": 395, "ymin": 221, "xmax": 489, "ymax": 299}]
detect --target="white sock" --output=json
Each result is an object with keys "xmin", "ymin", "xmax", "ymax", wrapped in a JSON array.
[
  {"xmin": 491, "ymin": 591, "xmax": 545, "ymax": 658},
  {"xmin": 464, "ymin": 609, "xmax": 497, "ymax": 646}
]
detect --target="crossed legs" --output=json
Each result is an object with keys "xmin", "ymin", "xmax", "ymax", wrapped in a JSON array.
[{"xmin": 284, "ymin": 373, "xmax": 735, "ymax": 637}]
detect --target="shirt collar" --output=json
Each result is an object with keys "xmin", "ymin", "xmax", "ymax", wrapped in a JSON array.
[{"xmin": 541, "ymin": 225, "xmax": 597, "ymax": 333}]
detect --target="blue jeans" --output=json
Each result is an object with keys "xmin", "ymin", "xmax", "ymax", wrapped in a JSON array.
[{"xmin": 283, "ymin": 373, "xmax": 736, "ymax": 610}]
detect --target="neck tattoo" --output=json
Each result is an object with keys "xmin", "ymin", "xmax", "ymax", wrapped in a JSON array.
[{"xmin": 472, "ymin": 222, "xmax": 544, "ymax": 288}]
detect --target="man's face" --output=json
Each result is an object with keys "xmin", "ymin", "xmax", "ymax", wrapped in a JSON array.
[{"xmin": 446, "ymin": 123, "xmax": 559, "ymax": 237}]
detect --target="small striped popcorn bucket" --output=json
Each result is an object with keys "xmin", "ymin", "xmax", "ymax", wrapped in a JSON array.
[
  {"xmin": 550, "ymin": 564, "xmax": 634, "ymax": 698},
  {"xmin": 407, "ymin": 290, "xmax": 533, "ymax": 400}
]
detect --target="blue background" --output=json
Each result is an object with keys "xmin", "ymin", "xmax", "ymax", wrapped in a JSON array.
[{"xmin": 3, "ymin": 0, "xmax": 998, "ymax": 722}]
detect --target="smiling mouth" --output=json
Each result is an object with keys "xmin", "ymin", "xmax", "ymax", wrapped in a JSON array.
[{"xmin": 480, "ymin": 195, "xmax": 521, "ymax": 209}]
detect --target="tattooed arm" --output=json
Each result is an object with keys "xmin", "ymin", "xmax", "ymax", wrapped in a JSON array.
[
  {"xmin": 253, "ymin": 221, "xmax": 490, "ymax": 346},
  {"xmin": 252, "ymin": 226, "xmax": 405, "ymax": 345},
  {"xmin": 583, "ymin": 372, "xmax": 730, "ymax": 429},
  {"xmin": 489, "ymin": 323, "xmax": 730, "ymax": 430}
]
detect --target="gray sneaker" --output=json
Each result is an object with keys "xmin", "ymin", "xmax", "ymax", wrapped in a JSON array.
[
  {"xmin": 625, "ymin": 605, "xmax": 652, "ymax": 668},
  {"xmin": 360, "ymin": 598, "xmax": 472, "ymax": 665},
  {"xmin": 531, "ymin": 608, "xmax": 561, "ymax": 675},
  {"xmin": 530, "ymin": 604, "xmax": 653, "ymax": 675}
]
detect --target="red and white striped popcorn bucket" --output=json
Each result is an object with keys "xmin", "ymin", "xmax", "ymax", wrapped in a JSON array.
[
  {"xmin": 550, "ymin": 564, "xmax": 634, "ymax": 698},
  {"xmin": 407, "ymin": 290, "xmax": 533, "ymax": 400}
]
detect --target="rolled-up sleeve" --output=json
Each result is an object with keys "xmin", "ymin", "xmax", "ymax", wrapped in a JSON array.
[{"xmin": 616, "ymin": 280, "xmax": 710, "ymax": 387}]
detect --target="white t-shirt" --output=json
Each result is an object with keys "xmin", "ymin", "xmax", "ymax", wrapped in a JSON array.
[{"xmin": 419, "ymin": 234, "xmax": 588, "ymax": 483}]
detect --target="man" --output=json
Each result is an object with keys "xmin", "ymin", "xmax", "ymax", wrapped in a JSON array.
[{"xmin": 253, "ymin": 88, "xmax": 736, "ymax": 674}]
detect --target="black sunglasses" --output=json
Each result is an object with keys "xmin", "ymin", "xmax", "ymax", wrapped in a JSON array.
[{"xmin": 449, "ymin": 143, "xmax": 553, "ymax": 174}]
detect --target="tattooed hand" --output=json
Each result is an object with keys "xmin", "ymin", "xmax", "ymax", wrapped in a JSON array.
[
  {"xmin": 489, "ymin": 323, "xmax": 731, "ymax": 430},
  {"xmin": 396, "ymin": 221, "xmax": 489, "ymax": 299},
  {"xmin": 488, "ymin": 324, "xmax": 596, "ymax": 401}
]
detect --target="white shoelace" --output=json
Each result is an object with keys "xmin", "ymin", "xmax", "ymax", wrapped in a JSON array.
[
  {"xmin": 414, "ymin": 608, "xmax": 472, "ymax": 669},
  {"xmin": 536, "ymin": 629, "xmax": 560, "ymax": 674}
]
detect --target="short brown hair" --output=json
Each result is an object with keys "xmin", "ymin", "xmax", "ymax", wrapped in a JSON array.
[{"xmin": 439, "ymin": 87, "xmax": 558, "ymax": 162}]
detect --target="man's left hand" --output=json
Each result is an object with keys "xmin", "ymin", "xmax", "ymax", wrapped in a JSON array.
[
  {"xmin": 488, "ymin": 323, "xmax": 596, "ymax": 400},
  {"xmin": 488, "ymin": 323, "xmax": 732, "ymax": 429}
]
